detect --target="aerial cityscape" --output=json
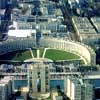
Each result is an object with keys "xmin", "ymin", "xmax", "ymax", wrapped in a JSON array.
[{"xmin": 0, "ymin": 0, "xmax": 100, "ymax": 100}]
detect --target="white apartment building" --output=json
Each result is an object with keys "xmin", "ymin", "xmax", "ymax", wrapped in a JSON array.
[
  {"xmin": 64, "ymin": 77, "xmax": 93, "ymax": 100},
  {"xmin": 64, "ymin": 77, "xmax": 81, "ymax": 100},
  {"xmin": 0, "ymin": 76, "xmax": 14, "ymax": 100}
]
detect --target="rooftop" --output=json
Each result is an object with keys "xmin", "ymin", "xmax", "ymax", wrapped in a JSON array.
[
  {"xmin": 0, "ymin": 76, "xmax": 13, "ymax": 86},
  {"xmin": 73, "ymin": 17, "xmax": 96, "ymax": 34},
  {"xmin": 91, "ymin": 17, "xmax": 100, "ymax": 33},
  {"xmin": 0, "ymin": 9, "xmax": 5, "ymax": 15}
]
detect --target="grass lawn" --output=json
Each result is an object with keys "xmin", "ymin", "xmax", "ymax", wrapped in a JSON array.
[
  {"xmin": 44, "ymin": 97, "xmax": 51, "ymax": 100},
  {"xmin": 39, "ymin": 47, "xmax": 44, "ymax": 57},
  {"xmin": 0, "ymin": 50, "xmax": 32, "ymax": 61},
  {"xmin": 45, "ymin": 49, "xmax": 80, "ymax": 61},
  {"xmin": 0, "ymin": 48, "xmax": 81, "ymax": 62},
  {"xmin": 80, "ymin": 60, "xmax": 85, "ymax": 65},
  {"xmin": 32, "ymin": 48, "xmax": 44, "ymax": 58},
  {"xmin": 32, "ymin": 49, "xmax": 37, "ymax": 57}
]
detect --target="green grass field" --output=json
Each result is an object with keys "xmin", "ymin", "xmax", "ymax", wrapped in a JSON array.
[
  {"xmin": 32, "ymin": 49, "xmax": 37, "ymax": 57},
  {"xmin": 0, "ymin": 48, "xmax": 81, "ymax": 62},
  {"xmin": 44, "ymin": 49, "xmax": 80, "ymax": 61},
  {"xmin": 0, "ymin": 50, "xmax": 32, "ymax": 61},
  {"xmin": 39, "ymin": 47, "xmax": 45, "ymax": 57}
]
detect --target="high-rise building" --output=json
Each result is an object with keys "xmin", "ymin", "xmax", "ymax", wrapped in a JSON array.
[
  {"xmin": 64, "ymin": 77, "xmax": 93, "ymax": 100},
  {"xmin": 0, "ymin": 76, "xmax": 13, "ymax": 100},
  {"xmin": 64, "ymin": 77, "xmax": 81, "ymax": 100},
  {"xmin": 28, "ymin": 60, "xmax": 50, "ymax": 94},
  {"xmin": 81, "ymin": 81, "xmax": 93, "ymax": 100}
]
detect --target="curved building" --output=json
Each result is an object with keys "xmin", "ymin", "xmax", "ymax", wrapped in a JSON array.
[{"xmin": 0, "ymin": 37, "xmax": 95, "ymax": 65}]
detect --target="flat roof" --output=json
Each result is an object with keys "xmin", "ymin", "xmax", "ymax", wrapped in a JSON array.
[
  {"xmin": 55, "ymin": 8, "xmax": 63, "ymax": 16},
  {"xmin": 91, "ymin": 17, "xmax": 100, "ymax": 33},
  {"xmin": 8, "ymin": 29, "xmax": 36, "ymax": 37},
  {"xmin": 73, "ymin": 17, "xmax": 96, "ymax": 34},
  {"xmin": 0, "ymin": 9, "xmax": 5, "ymax": 15}
]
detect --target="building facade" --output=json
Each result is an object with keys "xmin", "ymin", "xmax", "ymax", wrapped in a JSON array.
[
  {"xmin": 0, "ymin": 76, "xmax": 13, "ymax": 100},
  {"xmin": 28, "ymin": 60, "xmax": 50, "ymax": 94},
  {"xmin": 64, "ymin": 77, "xmax": 93, "ymax": 100}
]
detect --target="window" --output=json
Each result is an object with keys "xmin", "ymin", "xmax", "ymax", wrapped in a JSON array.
[{"xmin": 37, "ymin": 72, "xmax": 40, "ymax": 75}]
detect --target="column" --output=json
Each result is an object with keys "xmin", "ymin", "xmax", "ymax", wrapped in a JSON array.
[
  {"xmin": 32, "ymin": 67, "xmax": 38, "ymax": 93},
  {"xmin": 41, "ymin": 66, "xmax": 46, "ymax": 93}
]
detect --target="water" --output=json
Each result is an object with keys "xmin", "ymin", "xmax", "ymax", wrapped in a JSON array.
[
  {"xmin": 14, "ymin": 80, "xmax": 28, "ymax": 90},
  {"xmin": 14, "ymin": 80, "xmax": 64, "ymax": 90},
  {"xmin": 90, "ymin": 79, "xmax": 100, "ymax": 88},
  {"xmin": 13, "ymin": 79, "xmax": 100, "ymax": 90},
  {"xmin": 50, "ymin": 80, "xmax": 64, "ymax": 90}
]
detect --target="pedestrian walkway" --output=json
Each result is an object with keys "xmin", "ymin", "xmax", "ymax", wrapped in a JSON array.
[
  {"xmin": 42, "ymin": 48, "xmax": 48, "ymax": 58},
  {"xmin": 37, "ymin": 49, "xmax": 40, "ymax": 58},
  {"xmin": 29, "ymin": 48, "xmax": 34, "ymax": 58}
]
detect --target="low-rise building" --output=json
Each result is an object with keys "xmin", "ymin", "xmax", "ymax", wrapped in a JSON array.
[
  {"xmin": 68, "ymin": 0, "xmax": 79, "ymax": 9},
  {"xmin": 91, "ymin": 17, "xmax": 100, "ymax": 33},
  {"xmin": 72, "ymin": 16, "xmax": 97, "ymax": 41},
  {"xmin": 0, "ymin": 0, "xmax": 6, "ymax": 9}
]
